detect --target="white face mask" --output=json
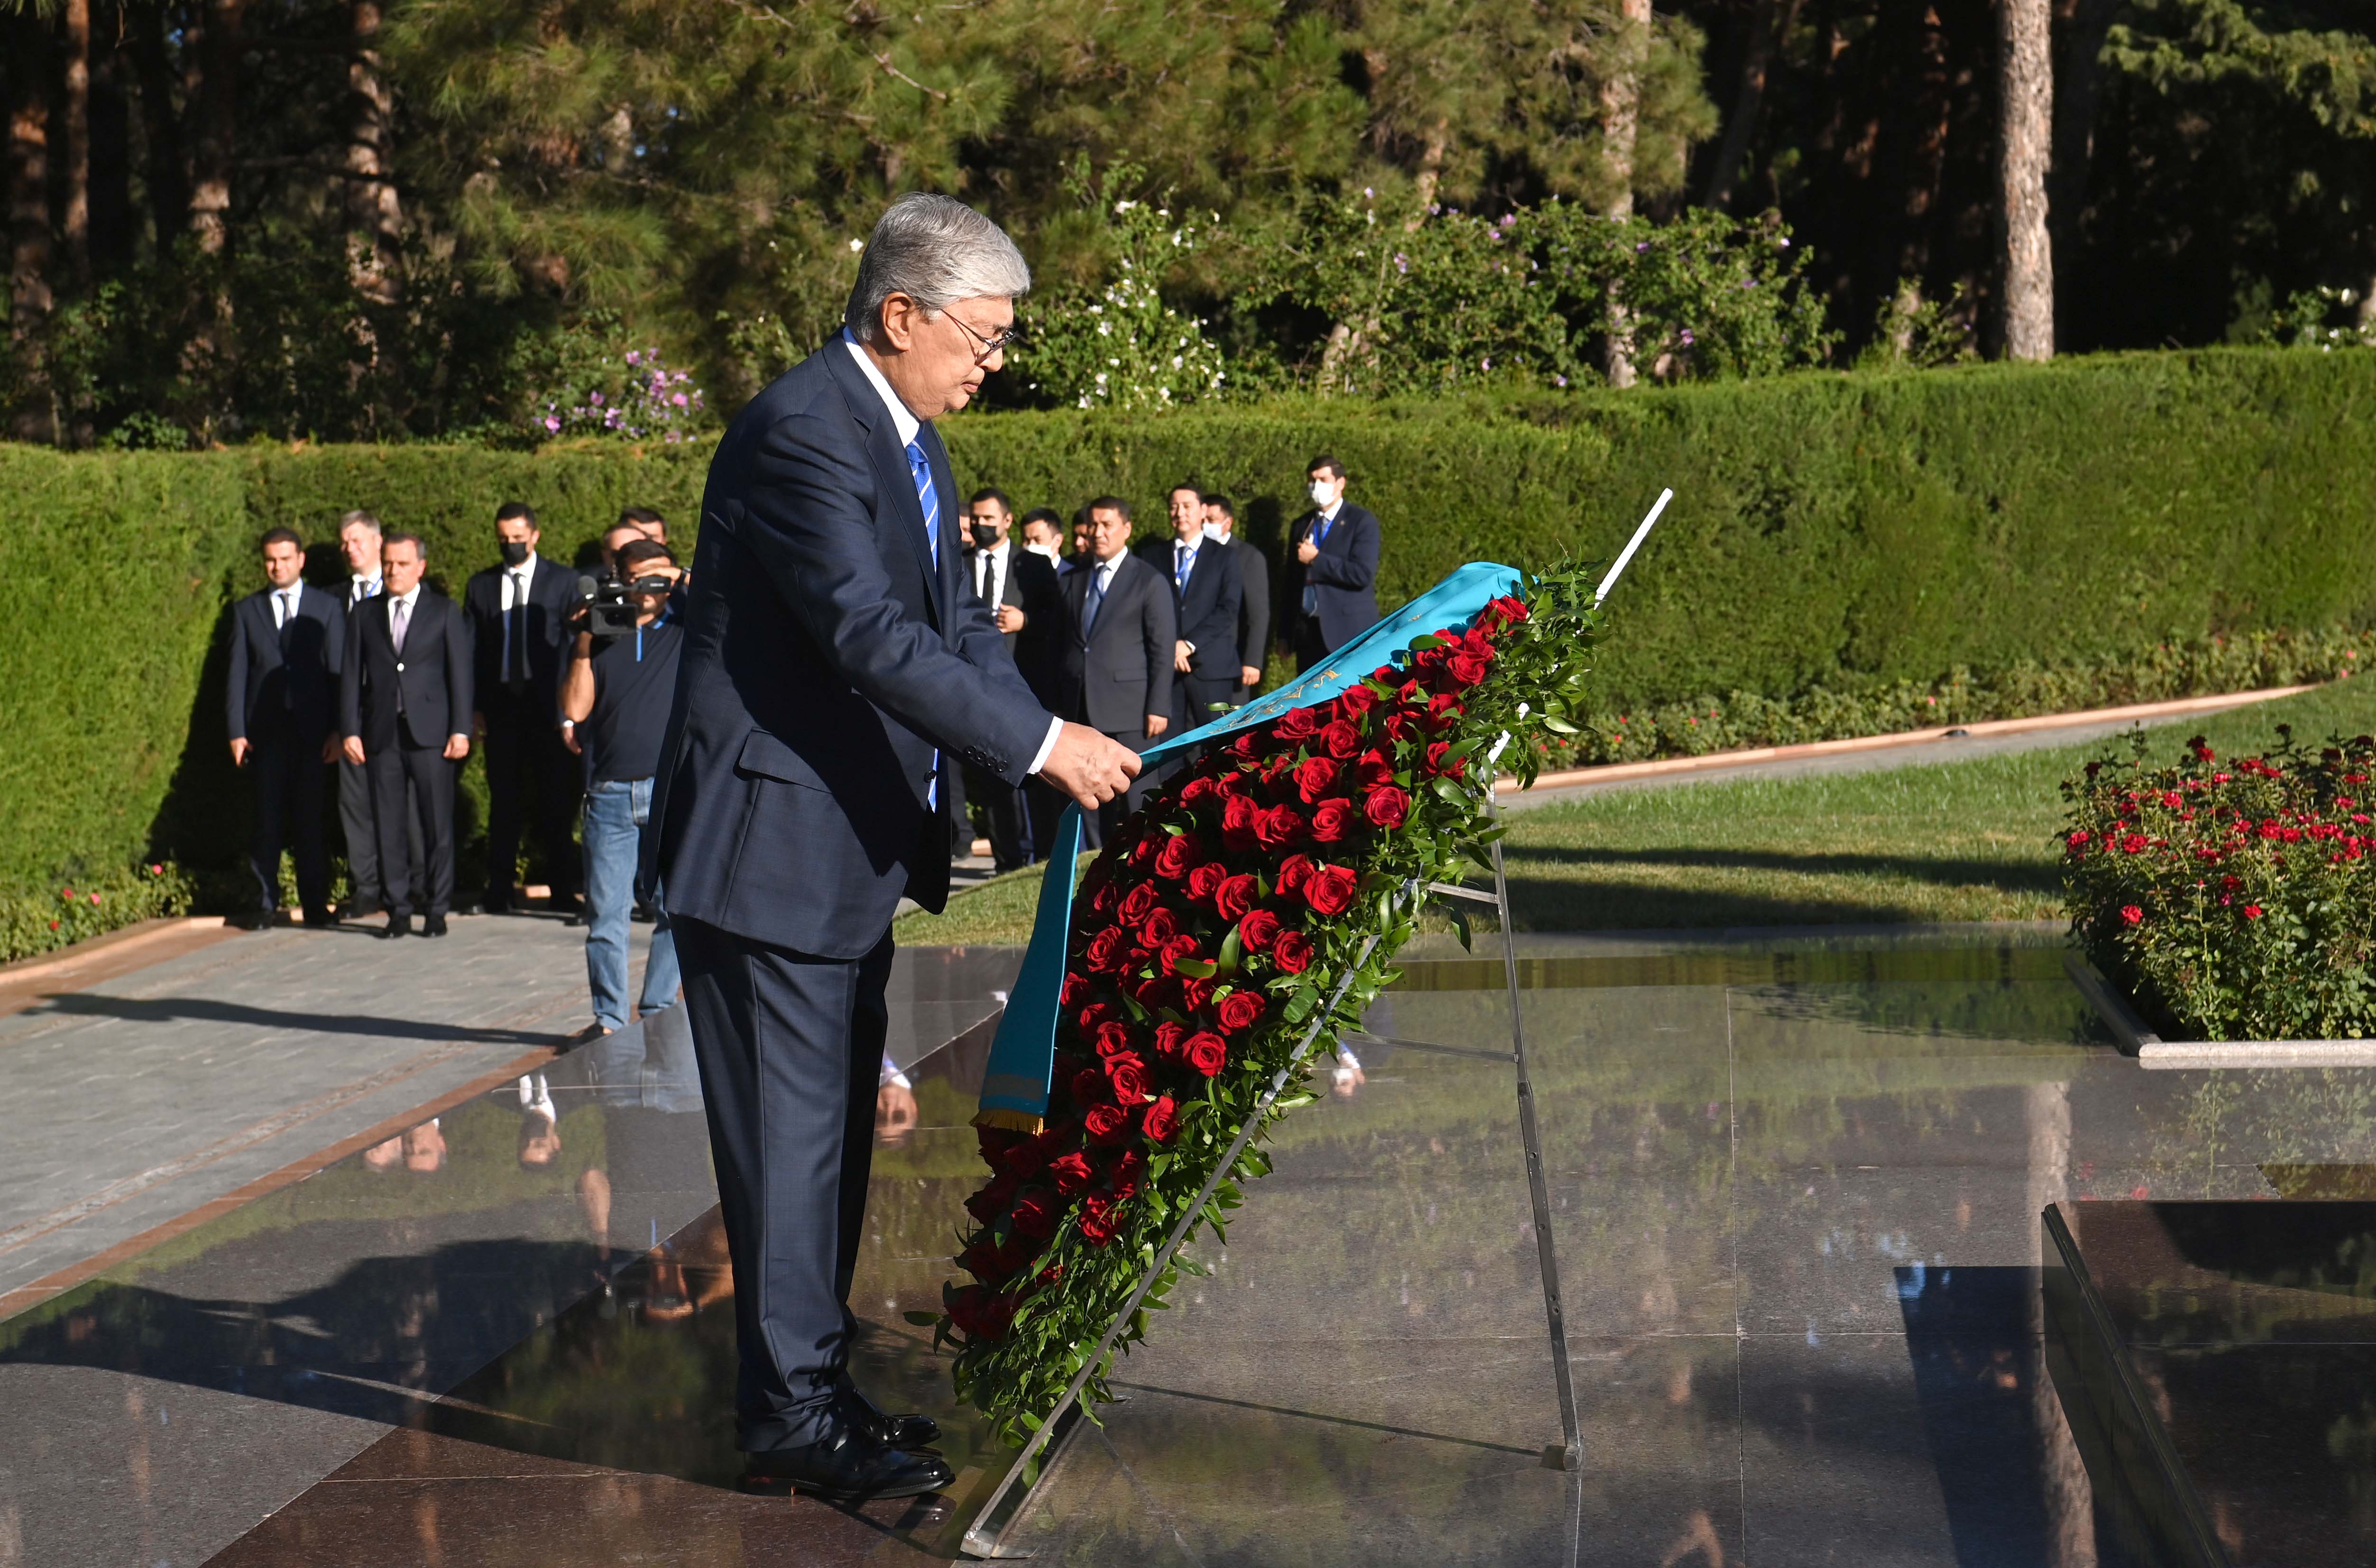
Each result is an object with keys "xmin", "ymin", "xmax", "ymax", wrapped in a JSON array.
[
  {"xmin": 1024, "ymin": 541, "xmax": 1059, "ymax": 561},
  {"xmin": 1308, "ymin": 479, "xmax": 1336, "ymax": 507}
]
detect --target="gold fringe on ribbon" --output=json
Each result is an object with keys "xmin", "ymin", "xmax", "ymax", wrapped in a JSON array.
[{"xmin": 971, "ymin": 1107, "xmax": 1045, "ymax": 1135}]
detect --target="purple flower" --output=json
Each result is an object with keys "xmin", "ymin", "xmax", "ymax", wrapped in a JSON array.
[
  {"xmin": 1554, "ymin": 374, "xmax": 1568, "ymax": 387},
  {"xmin": 1678, "ymin": 329, "xmax": 1695, "ymax": 345},
  {"xmin": 625, "ymin": 351, "xmax": 640, "ymax": 365},
  {"xmin": 1636, "ymin": 241, "xmax": 1651, "ymax": 253},
  {"xmin": 671, "ymin": 392, "xmax": 688, "ymax": 407},
  {"xmin": 589, "ymin": 390, "xmax": 604, "ymax": 405},
  {"xmin": 544, "ymin": 416, "xmax": 561, "ymax": 432}
]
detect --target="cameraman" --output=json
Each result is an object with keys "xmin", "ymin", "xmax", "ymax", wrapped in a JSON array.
[{"xmin": 560, "ymin": 539, "xmax": 684, "ymax": 1037}]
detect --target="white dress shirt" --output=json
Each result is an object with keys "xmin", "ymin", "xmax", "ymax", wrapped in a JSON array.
[
  {"xmin": 270, "ymin": 584, "xmax": 303, "ymax": 630},
  {"xmin": 349, "ymin": 572, "xmax": 383, "ymax": 606},
  {"xmin": 841, "ymin": 331, "xmax": 1062, "ymax": 777},
  {"xmin": 387, "ymin": 583, "xmax": 424, "ymax": 650},
  {"xmin": 971, "ymin": 537, "xmax": 1013, "ymax": 609}
]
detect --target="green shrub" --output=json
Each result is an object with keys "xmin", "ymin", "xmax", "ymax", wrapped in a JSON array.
[
  {"xmin": 2063, "ymin": 727, "xmax": 2376, "ymax": 1041},
  {"xmin": 0, "ymin": 861, "xmax": 196, "ymax": 965}
]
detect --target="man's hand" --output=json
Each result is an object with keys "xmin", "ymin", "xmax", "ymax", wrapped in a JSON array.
[
  {"xmin": 1173, "ymin": 639, "xmax": 1193, "ymax": 673},
  {"xmin": 561, "ymin": 720, "xmax": 581, "ymax": 756},
  {"xmin": 1239, "ymin": 664, "xmax": 1262, "ymax": 689},
  {"xmin": 343, "ymin": 736, "xmax": 367, "ymax": 766},
  {"xmin": 1296, "ymin": 536, "xmax": 1319, "ymax": 565},
  {"xmin": 995, "ymin": 604, "xmax": 1025, "ymax": 634},
  {"xmin": 1036, "ymin": 721, "xmax": 1141, "ymax": 810},
  {"xmin": 1145, "ymin": 713, "xmax": 1170, "ymax": 738},
  {"xmin": 875, "ymin": 1080, "xmax": 919, "ymax": 1146},
  {"xmin": 444, "ymin": 733, "xmax": 471, "ymax": 761},
  {"xmin": 319, "ymin": 736, "xmax": 340, "ymax": 765},
  {"xmin": 229, "ymin": 737, "xmax": 250, "ymax": 766}
]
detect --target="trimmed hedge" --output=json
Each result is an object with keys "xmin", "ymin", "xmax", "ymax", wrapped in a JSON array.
[{"xmin": 5, "ymin": 346, "xmax": 2374, "ymax": 923}]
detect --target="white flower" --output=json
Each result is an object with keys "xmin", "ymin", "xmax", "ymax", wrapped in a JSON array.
[{"xmin": 848, "ymin": 238, "xmax": 864, "ymax": 252}]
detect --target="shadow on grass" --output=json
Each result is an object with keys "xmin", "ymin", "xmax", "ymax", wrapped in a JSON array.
[{"xmin": 1499, "ymin": 842, "xmax": 2063, "ymax": 932}]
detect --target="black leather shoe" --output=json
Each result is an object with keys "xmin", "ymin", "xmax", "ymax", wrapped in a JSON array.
[
  {"xmin": 337, "ymin": 902, "xmax": 382, "ymax": 923},
  {"xmin": 742, "ymin": 1428, "xmax": 952, "ymax": 1500},
  {"xmin": 422, "ymin": 913, "xmax": 449, "ymax": 937},
  {"xmin": 302, "ymin": 906, "xmax": 334, "ymax": 930},
  {"xmin": 385, "ymin": 914, "xmax": 413, "ymax": 938},
  {"xmin": 838, "ymin": 1383, "xmax": 939, "ymax": 1450},
  {"xmin": 472, "ymin": 892, "xmax": 511, "ymax": 916}
]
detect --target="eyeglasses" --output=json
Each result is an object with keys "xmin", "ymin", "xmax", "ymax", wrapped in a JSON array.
[{"xmin": 946, "ymin": 313, "xmax": 1023, "ymax": 362}]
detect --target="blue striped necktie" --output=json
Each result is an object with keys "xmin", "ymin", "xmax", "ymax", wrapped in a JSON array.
[{"xmin": 906, "ymin": 437, "xmax": 943, "ymax": 808}]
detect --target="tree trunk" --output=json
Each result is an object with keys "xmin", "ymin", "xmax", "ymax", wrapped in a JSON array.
[
  {"xmin": 87, "ymin": 9, "xmax": 132, "ymax": 278},
  {"xmin": 128, "ymin": 1, "xmax": 185, "ymax": 258},
  {"xmin": 186, "ymin": 0, "xmax": 243, "ymax": 257},
  {"xmin": 8, "ymin": 11, "xmax": 58, "ymax": 442},
  {"xmin": 1410, "ymin": 118, "xmax": 1448, "ymax": 223},
  {"xmin": 1598, "ymin": 0, "xmax": 1651, "ymax": 388},
  {"xmin": 345, "ymin": 0, "xmax": 402, "ymax": 304},
  {"xmin": 1702, "ymin": 0, "xmax": 1802, "ymax": 210},
  {"xmin": 62, "ymin": 0, "xmax": 91, "ymax": 287},
  {"xmin": 1998, "ymin": 0, "xmax": 2054, "ymax": 360}
]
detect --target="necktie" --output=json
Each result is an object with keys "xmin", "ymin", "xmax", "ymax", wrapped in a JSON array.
[
  {"xmin": 392, "ymin": 596, "xmax": 411, "ymax": 655},
  {"xmin": 979, "ymin": 550, "xmax": 999, "ymax": 611},
  {"xmin": 1175, "ymin": 542, "xmax": 1194, "ymax": 592},
  {"xmin": 1082, "ymin": 561, "xmax": 1110, "ymax": 636},
  {"xmin": 906, "ymin": 440, "xmax": 940, "ymax": 567},
  {"xmin": 275, "ymin": 589, "xmax": 296, "ymax": 631},
  {"xmin": 507, "ymin": 569, "xmax": 527, "ymax": 683}
]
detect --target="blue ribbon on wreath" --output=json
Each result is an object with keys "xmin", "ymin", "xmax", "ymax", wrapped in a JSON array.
[{"xmin": 974, "ymin": 561, "xmax": 1522, "ymax": 1132}]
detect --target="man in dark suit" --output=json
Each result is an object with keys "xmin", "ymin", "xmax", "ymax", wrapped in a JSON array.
[
  {"xmin": 645, "ymin": 193, "xmax": 1137, "ymax": 1500},
  {"xmin": 1203, "ymin": 492, "xmax": 1270, "ymax": 703},
  {"xmin": 332, "ymin": 508, "xmax": 411, "ymax": 918},
  {"xmin": 465, "ymin": 501, "xmax": 581, "ymax": 915},
  {"xmin": 1059, "ymin": 496, "xmax": 1176, "ymax": 847},
  {"xmin": 962, "ymin": 487, "xmax": 1063, "ymax": 870},
  {"xmin": 226, "ymin": 528, "xmax": 345, "ymax": 928},
  {"xmin": 1285, "ymin": 453, "xmax": 1382, "ymax": 672},
  {"xmin": 341, "ymin": 533, "xmax": 474, "ymax": 937},
  {"xmin": 1139, "ymin": 482, "xmax": 1242, "ymax": 733}
]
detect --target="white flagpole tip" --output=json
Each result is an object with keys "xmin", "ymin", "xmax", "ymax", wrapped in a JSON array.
[{"xmin": 1594, "ymin": 487, "xmax": 1672, "ymax": 605}]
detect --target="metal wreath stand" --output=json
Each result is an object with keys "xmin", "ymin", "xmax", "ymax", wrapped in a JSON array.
[{"xmin": 958, "ymin": 491, "xmax": 1672, "ymax": 1559}]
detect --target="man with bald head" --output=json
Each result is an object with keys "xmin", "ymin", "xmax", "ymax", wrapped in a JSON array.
[{"xmin": 647, "ymin": 193, "xmax": 1141, "ymax": 1500}]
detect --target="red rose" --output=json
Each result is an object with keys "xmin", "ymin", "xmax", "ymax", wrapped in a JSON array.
[
  {"xmin": 1216, "ymin": 988, "xmax": 1266, "ymax": 1034},
  {"xmin": 1180, "ymin": 975, "xmax": 1217, "ymax": 1013},
  {"xmin": 1119, "ymin": 882, "xmax": 1162, "ymax": 923},
  {"xmin": 1152, "ymin": 1019, "xmax": 1188, "ymax": 1059},
  {"xmin": 1383, "ymin": 709, "xmax": 1418, "ymax": 741},
  {"xmin": 1156, "ymin": 934, "xmax": 1201, "ymax": 975},
  {"xmin": 1335, "ymin": 683, "xmax": 1381, "ymax": 718},
  {"xmin": 1308, "ymin": 798, "xmax": 1356, "ymax": 843},
  {"xmin": 1106, "ymin": 1052, "xmax": 1151, "ymax": 1104},
  {"xmin": 1427, "ymin": 691, "xmax": 1463, "ymax": 722},
  {"xmin": 1274, "ymin": 706, "xmax": 1321, "ymax": 740},
  {"xmin": 1179, "ymin": 774, "xmax": 1215, "ymax": 805},
  {"xmin": 1447, "ymin": 652, "xmax": 1490, "ymax": 686},
  {"xmin": 1049, "ymin": 1152, "xmax": 1093, "ymax": 1194},
  {"xmin": 1239, "ymin": 907, "xmax": 1282, "ymax": 953},
  {"xmin": 1093, "ymin": 1020, "xmax": 1136, "ymax": 1058},
  {"xmin": 1084, "ymin": 1102, "xmax": 1132, "ymax": 1144},
  {"xmin": 1072, "ymin": 1067, "xmax": 1108, "ymax": 1107},
  {"xmin": 1275, "ymin": 854, "xmax": 1316, "ymax": 895},
  {"xmin": 1142, "ymin": 1094, "xmax": 1180, "ymax": 1142},
  {"xmin": 1077, "ymin": 1001, "xmax": 1116, "ymax": 1033},
  {"xmin": 1294, "ymin": 756, "xmax": 1341, "ymax": 803},
  {"xmin": 1273, "ymin": 929, "xmax": 1314, "ymax": 974},
  {"xmin": 1364, "ymin": 787, "xmax": 1410, "ymax": 830},
  {"xmin": 1136, "ymin": 973, "xmax": 1183, "ymax": 1013},
  {"xmin": 959, "ymin": 1239, "xmax": 1004, "ymax": 1280},
  {"xmin": 1155, "ymin": 833, "xmax": 1201, "ymax": 880},
  {"xmin": 1084, "ymin": 926, "xmax": 1125, "ymax": 973},
  {"xmin": 1425, "ymin": 741, "xmax": 1467, "ymax": 778},
  {"xmin": 1214, "ymin": 873, "xmax": 1258, "ymax": 919},
  {"xmin": 1354, "ymin": 749, "xmax": 1395, "ymax": 789},
  {"xmin": 1221, "ymin": 794, "xmax": 1260, "ymax": 852},
  {"xmin": 1131, "ymin": 835, "xmax": 1160, "ymax": 867},
  {"xmin": 1078, "ymin": 1194, "xmax": 1119, "ymax": 1247},
  {"xmin": 1254, "ymin": 804, "xmax": 1306, "ymax": 848},
  {"xmin": 1488, "ymin": 593, "xmax": 1529, "ymax": 624},
  {"xmin": 1186, "ymin": 863, "xmax": 1225, "ymax": 905},
  {"xmin": 1185, "ymin": 1031, "xmax": 1229, "ymax": 1076},
  {"xmin": 1059, "ymin": 974, "xmax": 1089, "ymax": 1009},
  {"xmin": 1104, "ymin": 1148, "xmax": 1147, "ymax": 1202},
  {"xmin": 977, "ymin": 1125, "xmax": 1025, "ymax": 1165},
  {"xmin": 1139, "ymin": 906, "xmax": 1180, "ymax": 946},
  {"xmin": 1012, "ymin": 1190, "xmax": 1060, "ymax": 1237},
  {"xmin": 1087, "ymin": 879, "xmax": 1118, "ymax": 917},
  {"xmin": 1304, "ymin": 862, "xmax": 1360, "ymax": 916},
  {"xmin": 1321, "ymin": 719, "xmax": 1362, "ymax": 758},
  {"xmin": 965, "ymin": 1181, "xmax": 1009, "ymax": 1223},
  {"xmin": 1230, "ymin": 731, "xmax": 1262, "ymax": 759},
  {"xmin": 1004, "ymin": 1137, "xmax": 1051, "ymax": 1177}
]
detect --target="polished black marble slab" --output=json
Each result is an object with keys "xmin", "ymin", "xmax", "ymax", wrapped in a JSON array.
[{"xmin": 2044, "ymin": 1199, "xmax": 2376, "ymax": 1568}]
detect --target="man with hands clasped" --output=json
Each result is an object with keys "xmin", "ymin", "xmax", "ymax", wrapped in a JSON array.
[
  {"xmin": 226, "ymin": 528, "xmax": 344, "ymax": 929},
  {"xmin": 1285, "ymin": 454, "xmax": 1381, "ymax": 673},
  {"xmin": 1058, "ymin": 497, "xmax": 1175, "ymax": 847},
  {"xmin": 1137, "ymin": 482, "xmax": 1241, "ymax": 733}
]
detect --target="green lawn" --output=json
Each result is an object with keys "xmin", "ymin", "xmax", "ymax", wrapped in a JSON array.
[{"xmin": 893, "ymin": 679, "xmax": 2376, "ymax": 945}]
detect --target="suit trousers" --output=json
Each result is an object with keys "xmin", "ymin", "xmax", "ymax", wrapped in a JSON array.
[
  {"xmin": 368, "ymin": 742, "xmax": 456, "ymax": 918},
  {"xmin": 247, "ymin": 733, "xmax": 330, "ymax": 915},
  {"xmin": 676, "ymin": 916, "xmax": 893, "ymax": 1448},
  {"xmin": 1080, "ymin": 726, "xmax": 1152, "ymax": 850},
  {"xmin": 1293, "ymin": 619, "xmax": 1334, "ymax": 675},
  {"xmin": 964, "ymin": 761, "xmax": 1032, "ymax": 870},
  {"xmin": 340, "ymin": 755, "xmax": 421, "ymax": 913},
  {"xmin": 481, "ymin": 690, "xmax": 580, "ymax": 904}
]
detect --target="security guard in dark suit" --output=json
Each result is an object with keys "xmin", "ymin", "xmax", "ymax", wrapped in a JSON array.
[
  {"xmin": 961, "ymin": 487, "xmax": 1063, "ymax": 868},
  {"xmin": 1285, "ymin": 454, "xmax": 1382, "ymax": 672},
  {"xmin": 226, "ymin": 527, "xmax": 346, "ymax": 927},
  {"xmin": 463, "ymin": 501, "xmax": 581, "ymax": 914}
]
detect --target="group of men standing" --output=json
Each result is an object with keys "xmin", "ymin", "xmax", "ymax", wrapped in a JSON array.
[
  {"xmin": 949, "ymin": 456, "xmax": 1382, "ymax": 858},
  {"xmin": 224, "ymin": 504, "xmax": 674, "ymax": 949}
]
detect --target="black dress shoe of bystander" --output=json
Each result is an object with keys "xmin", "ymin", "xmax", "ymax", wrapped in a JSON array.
[
  {"xmin": 838, "ymin": 1381, "xmax": 940, "ymax": 1449},
  {"xmin": 385, "ymin": 914, "xmax": 413, "ymax": 938},
  {"xmin": 422, "ymin": 914, "xmax": 450, "ymax": 937},
  {"xmin": 741, "ymin": 1426, "xmax": 952, "ymax": 1500}
]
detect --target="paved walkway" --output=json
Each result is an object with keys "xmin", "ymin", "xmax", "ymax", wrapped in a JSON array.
[{"xmin": 0, "ymin": 913, "xmax": 612, "ymax": 1306}]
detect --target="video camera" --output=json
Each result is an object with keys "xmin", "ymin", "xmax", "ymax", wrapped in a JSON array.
[{"xmin": 575, "ymin": 571, "xmax": 676, "ymax": 638}]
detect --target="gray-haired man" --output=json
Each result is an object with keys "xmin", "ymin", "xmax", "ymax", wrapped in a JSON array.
[{"xmin": 647, "ymin": 193, "xmax": 1140, "ymax": 1500}]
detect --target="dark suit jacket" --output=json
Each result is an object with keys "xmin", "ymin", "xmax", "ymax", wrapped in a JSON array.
[
  {"xmin": 1225, "ymin": 535, "xmax": 1271, "ymax": 677},
  {"xmin": 463, "ymin": 555, "xmax": 577, "ymax": 713},
  {"xmin": 340, "ymin": 588, "xmax": 475, "ymax": 753},
  {"xmin": 228, "ymin": 583, "xmax": 344, "ymax": 744},
  {"xmin": 964, "ymin": 543, "xmax": 1064, "ymax": 708},
  {"xmin": 1135, "ymin": 533, "xmax": 1242, "ymax": 692},
  {"xmin": 1058, "ymin": 552, "xmax": 1176, "ymax": 734},
  {"xmin": 647, "ymin": 341, "xmax": 1054, "ymax": 957},
  {"xmin": 1287, "ymin": 501, "xmax": 1382, "ymax": 653}
]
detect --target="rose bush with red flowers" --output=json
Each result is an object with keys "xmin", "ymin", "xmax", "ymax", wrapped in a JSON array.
[
  {"xmin": 925, "ymin": 572, "xmax": 1603, "ymax": 1441},
  {"xmin": 2063, "ymin": 726, "xmax": 2376, "ymax": 1041}
]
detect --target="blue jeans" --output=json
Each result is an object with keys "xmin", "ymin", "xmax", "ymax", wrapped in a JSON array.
[{"xmin": 584, "ymin": 778, "xmax": 681, "ymax": 1033}]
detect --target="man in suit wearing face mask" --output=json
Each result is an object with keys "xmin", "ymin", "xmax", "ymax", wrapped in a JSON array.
[
  {"xmin": 1137, "ymin": 482, "xmax": 1241, "ymax": 735},
  {"xmin": 465, "ymin": 502, "xmax": 581, "ymax": 915},
  {"xmin": 961, "ymin": 488, "xmax": 1062, "ymax": 869},
  {"xmin": 1201, "ymin": 492, "xmax": 1269, "ymax": 703},
  {"xmin": 1284, "ymin": 454, "xmax": 1381, "ymax": 673}
]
